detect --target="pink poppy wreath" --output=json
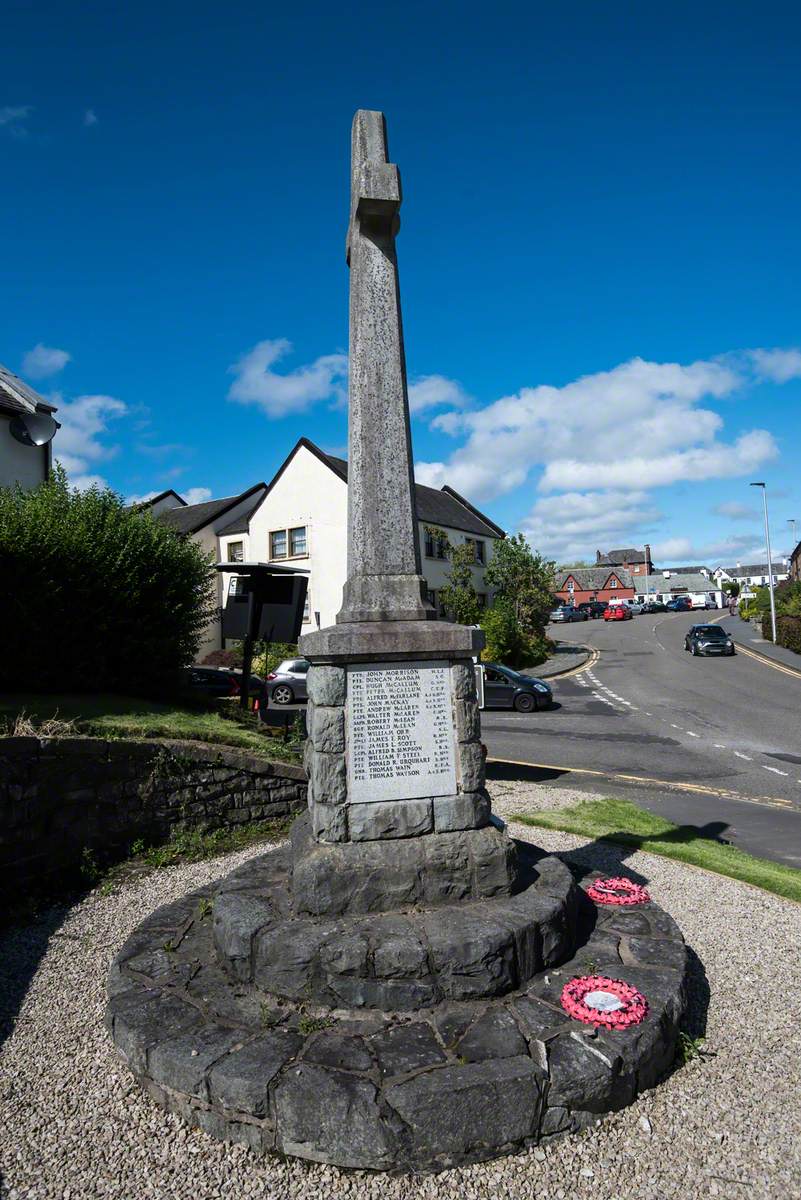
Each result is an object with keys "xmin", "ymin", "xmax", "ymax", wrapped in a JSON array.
[
  {"xmin": 560, "ymin": 975, "xmax": 649, "ymax": 1029},
  {"xmin": 586, "ymin": 876, "xmax": 651, "ymax": 906}
]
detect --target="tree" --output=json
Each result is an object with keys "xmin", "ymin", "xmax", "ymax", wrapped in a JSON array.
[
  {"xmin": 0, "ymin": 467, "xmax": 216, "ymax": 694},
  {"xmin": 722, "ymin": 581, "xmax": 740, "ymax": 598},
  {"xmin": 484, "ymin": 533, "xmax": 556, "ymax": 640},
  {"xmin": 423, "ymin": 525, "xmax": 481, "ymax": 626}
]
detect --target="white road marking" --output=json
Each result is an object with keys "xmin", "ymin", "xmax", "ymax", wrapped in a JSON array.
[
  {"xmin": 763, "ymin": 766, "xmax": 789, "ymax": 776},
  {"xmin": 686, "ymin": 731, "xmax": 700, "ymax": 738},
  {"xmin": 734, "ymin": 752, "xmax": 752, "ymax": 761},
  {"xmin": 670, "ymin": 723, "xmax": 680, "ymax": 729},
  {"xmin": 713, "ymin": 744, "xmax": 726, "ymax": 749}
]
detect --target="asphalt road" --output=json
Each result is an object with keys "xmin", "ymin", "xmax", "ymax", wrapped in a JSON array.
[{"xmin": 482, "ymin": 610, "xmax": 801, "ymax": 868}]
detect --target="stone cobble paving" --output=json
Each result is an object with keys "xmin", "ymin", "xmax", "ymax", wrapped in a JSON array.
[{"xmin": 2, "ymin": 785, "xmax": 801, "ymax": 1197}]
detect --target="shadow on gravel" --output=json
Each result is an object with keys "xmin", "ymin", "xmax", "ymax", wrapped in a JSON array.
[
  {"xmin": 0, "ymin": 904, "xmax": 70, "ymax": 1051},
  {"xmin": 486, "ymin": 761, "xmax": 572, "ymax": 784}
]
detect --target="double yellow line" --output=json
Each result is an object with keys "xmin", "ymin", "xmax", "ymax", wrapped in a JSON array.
[
  {"xmin": 487, "ymin": 756, "xmax": 796, "ymax": 811},
  {"xmin": 734, "ymin": 641, "xmax": 801, "ymax": 680}
]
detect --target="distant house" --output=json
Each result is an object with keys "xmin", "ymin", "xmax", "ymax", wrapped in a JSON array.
[
  {"xmin": 789, "ymin": 542, "xmax": 801, "ymax": 584},
  {"xmin": 712, "ymin": 561, "xmax": 790, "ymax": 592},
  {"xmin": 635, "ymin": 572, "xmax": 725, "ymax": 607},
  {"xmin": 0, "ymin": 363, "xmax": 59, "ymax": 490},
  {"xmin": 553, "ymin": 566, "xmax": 635, "ymax": 607},
  {"xmin": 662, "ymin": 565, "xmax": 711, "ymax": 578},
  {"xmin": 595, "ymin": 545, "xmax": 654, "ymax": 578},
  {"xmin": 138, "ymin": 437, "xmax": 504, "ymax": 659},
  {"xmin": 134, "ymin": 483, "xmax": 269, "ymax": 657}
]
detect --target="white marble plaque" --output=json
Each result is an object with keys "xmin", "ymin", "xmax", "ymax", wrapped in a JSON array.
[{"xmin": 346, "ymin": 660, "xmax": 457, "ymax": 803}]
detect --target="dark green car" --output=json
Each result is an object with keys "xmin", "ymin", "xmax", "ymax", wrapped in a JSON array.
[{"xmin": 684, "ymin": 625, "xmax": 735, "ymax": 656}]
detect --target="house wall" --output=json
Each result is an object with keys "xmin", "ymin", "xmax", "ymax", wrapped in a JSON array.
[
  {"xmin": 554, "ymin": 583, "xmax": 635, "ymax": 605},
  {"xmin": 247, "ymin": 445, "xmax": 348, "ymax": 634},
  {"xmin": 194, "ymin": 489, "xmax": 268, "ymax": 658},
  {"xmin": 0, "ymin": 413, "xmax": 48, "ymax": 489},
  {"xmin": 417, "ymin": 520, "xmax": 496, "ymax": 613}
]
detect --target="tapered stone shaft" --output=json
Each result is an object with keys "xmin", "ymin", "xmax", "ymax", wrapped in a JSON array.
[{"xmin": 336, "ymin": 110, "xmax": 435, "ymax": 624}]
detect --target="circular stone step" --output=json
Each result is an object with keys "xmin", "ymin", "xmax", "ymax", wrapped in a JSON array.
[
  {"xmin": 106, "ymin": 847, "xmax": 689, "ymax": 1172},
  {"xmin": 211, "ymin": 843, "xmax": 578, "ymax": 1008}
]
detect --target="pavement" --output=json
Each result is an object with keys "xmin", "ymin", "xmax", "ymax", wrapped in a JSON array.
[
  {"xmin": 482, "ymin": 609, "xmax": 801, "ymax": 869},
  {"xmin": 523, "ymin": 639, "xmax": 591, "ymax": 679}
]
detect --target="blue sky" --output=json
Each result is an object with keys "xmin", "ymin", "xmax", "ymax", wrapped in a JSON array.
[{"xmin": 3, "ymin": 0, "xmax": 801, "ymax": 565}]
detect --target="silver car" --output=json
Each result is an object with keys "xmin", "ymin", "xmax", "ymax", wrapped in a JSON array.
[
  {"xmin": 266, "ymin": 658, "xmax": 310, "ymax": 704},
  {"xmin": 550, "ymin": 605, "xmax": 587, "ymax": 623}
]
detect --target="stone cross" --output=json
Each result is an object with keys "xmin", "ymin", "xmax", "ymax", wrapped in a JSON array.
[{"xmin": 337, "ymin": 110, "xmax": 434, "ymax": 625}]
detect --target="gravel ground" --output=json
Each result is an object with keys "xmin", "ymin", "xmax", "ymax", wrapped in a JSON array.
[{"xmin": 2, "ymin": 783, "xmax": 800, "ymax": 1200}]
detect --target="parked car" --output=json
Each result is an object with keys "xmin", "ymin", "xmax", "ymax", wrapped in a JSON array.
[
  {"xmin": 577, "ymin": 601, "xmax": 607, "ymax": 619},
  {"xmin": 684, "ymin": 625, "xmax": 735, "ymax": 656},
  {"xmin": 666, "ymin": 598, "xmax": 692, "ymax": 611},
  {"xmin": 625, "ymin": 600, "xmax": 644, "ymax": 615},
  {"xmin": 604, "ymin": 604, "xmax": 632, "ymax": 621},
  {"xmin": 482, "ymin": 663, "xmax": 553, "ymax": 711},
  {"xmin": 690, "ymin": 597, "xmax": 717, "ymax": 610},
  {"xmin": 266, "ymin": 658, "xmax": 310, "ymax": 704},
  {"xmin": 182, "ymin": 666, "xmax": 265, "ymax": 700},
  {"xmin": 641, "ymin": 600, "xmax": 668, "ymax": 613},
  {"xmin": 549, "ymin": 605, "xmax": 587, "ymax": 623}
]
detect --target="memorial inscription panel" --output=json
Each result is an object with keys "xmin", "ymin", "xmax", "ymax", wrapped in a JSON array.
[{"xmin": 346, "ymin": 660, "xmax": 457, "ymax": 803}]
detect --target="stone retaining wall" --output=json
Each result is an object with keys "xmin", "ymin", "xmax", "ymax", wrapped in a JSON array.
[{"xmin": 0, "ymin": 737, "xmax": 307, "ymax": 903}]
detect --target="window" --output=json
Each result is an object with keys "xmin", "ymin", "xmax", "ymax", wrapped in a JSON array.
[
  {"xmin": 436, "ymin": 536, "xmax": 448, "ymax": 560},
  {"xmin": 227, "ymin": 540, "xmax": 244, "ymax": 563},
  {"xmin": 476, "ymin": 593, "xmax": 487, "ymax": 608},
  {"xmin": 290, "ymin": 526, "xmax": 307, "ymax": 556},
  {"xmin": 465, "ymin": 537, "xmax": 486, "ymax": 564},
  {"xmin": 270, "ymin": 526, "xmax": 308, "ymax": 559},
  {"xmin": 424, "ymin": 531, "xmax": 435, "ymax": 558},
  {"xmin": 610, "ymin": 578, "xmax": 618, "ymax": 588}
]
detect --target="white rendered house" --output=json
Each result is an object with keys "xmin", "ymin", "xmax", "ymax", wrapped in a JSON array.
[
  {"xmin": 142, "ymin": 438, "xmax": 505, "ymax": 658},
  {"xmin": 0, "ymin": 364, "xmax": 59, "ymax": 490}
]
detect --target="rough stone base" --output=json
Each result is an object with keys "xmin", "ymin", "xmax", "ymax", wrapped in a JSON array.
[
  {"xmin": 290, "ymin": 813, "xmax": 518, "ymax": 916},
  {"xmin": 106, "ymin": 841, "xmax": 689, "ymax": 1172}
]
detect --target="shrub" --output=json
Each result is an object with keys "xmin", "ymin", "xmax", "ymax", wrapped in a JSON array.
[
  {"xmin": 0, "ymin": 468, "xmax": 216, "ymax": 693},
  {"xmin": 201, "ymin": 648, "xmax": 242, "ymax": 669},
  {"xmin": 776, "ymin": 615, "xmax": 801, "ymax": 655},
  {"xmin": 480, "ymin": 602, "xmax": 548, "ymax": 669}
]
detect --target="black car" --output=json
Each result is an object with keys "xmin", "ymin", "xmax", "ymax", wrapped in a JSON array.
[
  {"xmin": 641, "ymin": 601, "xmax": 668, "ymax": 613},
  {"xmin": 482, "ymin": 663, "xmax": 553, "ymax": 711},
  {"xmin": 182, "ymin": 666, "xmax": 265, "ymax": 699},
  {"xmin": 684, "ymin": 625, "xmax": 735, "ymax": 656},
  {"xmin": 577, "ymin": 601, "xmax": 607, "ymax": 619}
]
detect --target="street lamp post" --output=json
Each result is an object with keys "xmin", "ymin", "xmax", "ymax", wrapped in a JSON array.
[{"xmin": 750, "ymin": 482, "xmax": 777, "ymax": 643}]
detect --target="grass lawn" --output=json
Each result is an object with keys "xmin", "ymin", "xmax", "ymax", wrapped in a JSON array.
[
  {"xmin": 0, "ymin": 692, "xmax": 302, "ymax": 762},
  {"xmin": 517, "ymin": 796, "xmax": 801, "ymax": 903}
]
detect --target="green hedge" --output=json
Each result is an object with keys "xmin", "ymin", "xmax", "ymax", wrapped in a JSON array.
[
  {"xmin": 0, "ymin": 469, "xmax": 216, "ymax": 693},
  {"xmin": 776, "ymin": 614, "xmax": 801, "ymax": 655}
]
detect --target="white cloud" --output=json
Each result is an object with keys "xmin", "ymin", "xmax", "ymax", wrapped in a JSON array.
[
  {"xmin": 183, "ymin": 487, "xmax": 213, "ymax": 505},
  {"xmin": 22, "ymin": 343, "xmax": 71, "ymax": 380},
  {"xmin": 748, "ymin": 348, "xmax": 801, "ymax": 384},
  {"xmin": 0, "ymin": 105, "xmax": 32, "ymax": 139},
  {"xmin": 713, "ymin": 501, "xmax": 760, "ymax": 522},
  {"xmin": 408, "ymin": 374, "xmax": 469, "ymax": 415},
  {"xmin": 651, "ymin": 533, "xmax": 769, "ymax": 565},
  {"xmin": 83, "ymin": 108, "xmax": 98, "ymax": 127},
  {"xmin": 126, "ymin": 490, "xmax": 160, "ymax": 506},
  {"xmin": 54, "ymin": 393, "xmax": 127, "ymax": 489},
  {"xmin": 519, "ymin": 490, "xmax": 662, "ymax": 561},
  {"xmin": 228, "ymin": 339, "xmax": 348, "ymax": 418}
]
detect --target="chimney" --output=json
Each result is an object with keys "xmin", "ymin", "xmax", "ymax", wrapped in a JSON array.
[{"xmin": 596, "ymin": 550, "xmax": 602, "ymax": 563}]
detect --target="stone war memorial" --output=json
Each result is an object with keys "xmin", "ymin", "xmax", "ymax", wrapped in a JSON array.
[{"xmin": 107, "ymin": 111, "xmax": 689, "ymax": 1172}]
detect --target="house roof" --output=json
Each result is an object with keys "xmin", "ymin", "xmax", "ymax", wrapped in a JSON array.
[
  {"xmin": 723, "ymin": 562, "xmax": 789, "ymax": 577},
  {"xmin": 641, "ymin": 572, "xmax": 719, "ymax": 592},
  {"xmin": 156, "ymin": 483, "xmax": 267, "ymax": 535},
  {"xmin": 128, "ymin": 488, "xmax": 186, "ymax": 511},
  {"xmin": 0, "ymin": 364, "xmax": 58, "ymax": 417},
  {"xmin": 555, "ymin": 566, "xmax": 634, "ymax": 591},
  {"xmin": 596, "ymin": 547, "xmax": 650, "ymax": 565},
  {"xmin": 663, "ymin": 565, "xmax": 710, "ymax": 575},
  {"xmin": 248, "ymin": 437, "xmax": 505, "ymax": 540},
  {"xmin": 216, "ymin": 489, "xmax": 269, "ymax": 536}
]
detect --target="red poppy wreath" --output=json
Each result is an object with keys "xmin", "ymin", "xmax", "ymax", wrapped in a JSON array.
[
  {"xmin": 560, "ymin": 975, "xmax": 649, "ymax": 1029},
  {"xmin": 586, "ymin": 876, "xmax": 651, "ymax": 906}
]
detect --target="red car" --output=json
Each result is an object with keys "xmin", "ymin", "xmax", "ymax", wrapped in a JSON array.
[{"xmin": 604, "ymin": 604, "xmax": 632, "ymax": 621}]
